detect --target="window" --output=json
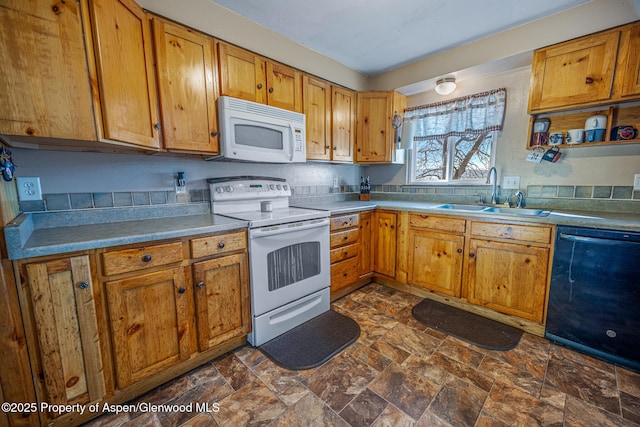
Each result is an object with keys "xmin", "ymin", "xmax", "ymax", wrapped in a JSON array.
[
  {"xmin": 403, "ymin": 88, "xmax": 506, "ymax": 184},
  {"xmin": 411, "ymin": 131, "xmax": 495, "ymax": 183}
]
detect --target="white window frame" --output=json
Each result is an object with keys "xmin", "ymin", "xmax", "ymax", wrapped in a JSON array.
[{"xmin": 407, "ymin": 131, "xmax": 497, "ymax": 185}]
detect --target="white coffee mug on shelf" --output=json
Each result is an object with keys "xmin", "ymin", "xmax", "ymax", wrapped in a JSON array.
[{"xmin": 566, "ymin": 129, "xmax": 584, "ymax": 144}]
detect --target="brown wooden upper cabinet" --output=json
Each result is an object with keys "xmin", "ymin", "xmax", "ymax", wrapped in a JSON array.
[
  {"xmin": 303, "ymin": 76, "xmax": 356, "ymax": 162},
  {"xmin": 217, "ymin": 41, "xmax": 302, "ymax": 112},
  {"xmin": 152, "ymin": 16, "xmax": 220, "ymax": 154},
  {"xmin": 88, "ymin": 0, "xmax": 161, "ymax": 149},
  {"xmin": 0, "ymin": 0, "xmax": 97, "ymax": 141},
  {"xmin": 356, "ymin": 91, "xmax": 406, "ymax": 163},
  {"xmin": 528, "ymin": 22, "xmax": 640, "ymax": 113}
]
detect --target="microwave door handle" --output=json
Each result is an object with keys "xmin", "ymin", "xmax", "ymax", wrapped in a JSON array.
[{"xmin": 289, "ymin": 123, "xmax": 295, "ymax": 161}]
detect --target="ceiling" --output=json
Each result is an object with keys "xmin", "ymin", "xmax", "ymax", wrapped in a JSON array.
[{"xmin": 208, "ymin": 0, "xmax": 590, "ymax": 76}]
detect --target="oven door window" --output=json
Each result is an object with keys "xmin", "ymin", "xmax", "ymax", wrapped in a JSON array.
[{"xmin": 267, "ymin": 241, "xmax": 321, "ymax": 291}]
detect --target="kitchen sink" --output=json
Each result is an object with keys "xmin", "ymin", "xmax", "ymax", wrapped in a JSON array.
[
  {"xmin": 433, "ymin": 204, "xmax": 550, "ymax": 217},
  {"xmin": 482, "ymin": 207, "xmax": 550, "ymax": 217},
  {"xmin": 433, "ymin": 204, "xmax": 488, "ymax": 211}
]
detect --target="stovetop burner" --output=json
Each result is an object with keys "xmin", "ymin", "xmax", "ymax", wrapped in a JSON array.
[{"xmin": 208, "ymin": 176, "xmax": 329, "ymax": 228}]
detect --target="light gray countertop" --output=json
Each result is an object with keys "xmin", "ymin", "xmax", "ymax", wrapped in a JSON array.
[
  {"xmin": 293, "ymin": 200, "xmax": 640, "ymax": 231},
  {"xmin": 5, "ymin": 204, "xmax": 248, "ymax": 260},
  {"xmin": 6, "ymin": 199, "xmax": 640, "ymax": 261}
]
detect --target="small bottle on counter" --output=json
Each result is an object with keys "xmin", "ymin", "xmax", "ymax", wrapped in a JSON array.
[{"xmin": 360, "ymin": 176, "xmax": 370, "ymax": 201}]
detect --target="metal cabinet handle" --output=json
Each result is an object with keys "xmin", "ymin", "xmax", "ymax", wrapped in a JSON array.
[
  {"xmin": 142, "ymin": 254, "xmax": 152, "ymax": 262},
  {"xmin": 197, "ymin": 282, "xmax": 205, "ymax": 288},
  {"xmin": 585, "ymin": 77, "xmax": 594, "ymax": 84},
  {"xmin": 268, "ymin": 87, "xmax": 274, "ymax": 93},
  {"xmin": 211, "ymin": 130, "xmax": 219, "ymax": 137},
  {"xmin": 154, "ymin": 123, "xmax": 161, "ymax": 130},
  {"xmin": 79, "ymin": 281, "xmax": 89, "ymax": 289},
  {"xmin": 218, "ymin": 242, "xmax": 225, "ymax": 249},
  {"xmin": 257, "ymin": 83, "xmax": 263, "ymax": 89},
  {"xmin": 457, "ymin": 248, "xmax": 463, "ymax": 254},
  {"xmin": 178, "ymin": 287, "xmax": 186, "ymax": 294},
  {"xmin": 469, "ymin": 253, "xmax": 475, "ymax": 258}
]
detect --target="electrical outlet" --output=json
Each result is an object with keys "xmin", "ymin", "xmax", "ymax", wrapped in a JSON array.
[
  {"xmin": 16, "ymin": 177, "xmax": 42, "ymax": 201},
  {"xmin": 634, "ymin": 174, "xmax": 640, "ymax": 190},
  {"xmin": 333, "ymin": 176, "xmax": 339, "ymax": 188},
  {"xmin": 502, "ymin": 176, "xmax": 520, "ymax": 190}
]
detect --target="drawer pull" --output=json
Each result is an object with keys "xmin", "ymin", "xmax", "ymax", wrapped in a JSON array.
[
  {"xmin": 197, "ymin": 282, "xmax": 205, "ymax": 288},
  {"xmin": 457, "ymin": 248, "xmax": 463, "ymax": 254},
  {"xmin": 178, "ymin": 287, "xmax": 186, "ymax": 294},
  {"xmin": 469, "ymin": 253, "xmax": 475, "ymax": 258},
  {"xmin": 142, "ymin": 254, "xmax": 152, "ymax": 262},
  {"xmin": 79, "ymin": 281, "xmax": 89, "ymax": 289},
  {"xmin": 218, "ymin": 242, "xmax": 225, "ymax": 249}
]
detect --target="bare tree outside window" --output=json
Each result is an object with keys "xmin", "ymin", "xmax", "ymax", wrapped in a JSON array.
[{"xmin": 413, "ymin": 132, "xmax": 493, "ymax": 183}]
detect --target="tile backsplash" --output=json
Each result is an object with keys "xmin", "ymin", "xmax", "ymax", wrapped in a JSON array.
[{"xmin": 19, "ymin": 183, "xmax": 640, "ymax": 214}]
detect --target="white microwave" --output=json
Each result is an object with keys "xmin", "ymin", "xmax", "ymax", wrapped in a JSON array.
[{"xmin": 210, "ymin": 96, "xmax": 306, "ymax": 163}]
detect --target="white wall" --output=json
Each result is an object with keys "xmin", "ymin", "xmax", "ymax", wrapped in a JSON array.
[
  {"xmin": 11, "ymin": 149, "xmax": 361, "ymax": 194},
  {"xmin": 365, "ymin": 67, "xmax": 640, "ymax": 188}
]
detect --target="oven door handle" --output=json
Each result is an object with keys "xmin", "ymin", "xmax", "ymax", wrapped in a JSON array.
[{"xmin": 250, "ymin": 218, "xmax": 329, "ymax": 238}]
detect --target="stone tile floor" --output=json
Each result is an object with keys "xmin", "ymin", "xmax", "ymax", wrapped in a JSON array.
[{"xmin": 86, "ymin": 283, "xmax": 640, "ymax": 426}]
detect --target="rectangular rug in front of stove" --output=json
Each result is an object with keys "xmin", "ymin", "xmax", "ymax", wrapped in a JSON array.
[
  {"xmin": 412, "ymin": 298, "xmax": 522, "ymax": 351},
  {"xmin": 259, "ymin": 310, "xmax": 360, "ymax": 370}
]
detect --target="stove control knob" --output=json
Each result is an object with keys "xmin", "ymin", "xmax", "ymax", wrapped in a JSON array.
[
  {"xmin": 225, "ymin": 185, "xmax": 233, "ymax": 192},
  {"xmin": 215, "ymin": 186, "xmax": 224, "ymax": 193},
  {"xmin": 283, "ymin": 184, "xmax": 288, "ymax": 191},
  {"xmin": 269, "ymin": 184, "xmax": 275, "ymax": 190},
  {"xmin": 276, "ymin": 185, "xmax": 282, "ymax": 190}
]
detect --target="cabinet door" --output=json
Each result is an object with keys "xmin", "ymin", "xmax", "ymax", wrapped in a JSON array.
[
  {"xmin": 615, "ymin": 24, "xmax": 640, "ymax": 99},
  {"xmin": 303, "ymin": 75, "xmax": 331, "ymax": 160},
  {"xmin": 358, "ymin": 211, "xmax": 373, "ymax": 277},
  {"xmin": 332, "ymin": 86, "xmax": 356, "ymax": 162},
  {"xmin": 152, "ymin": 18, "xmax": 219, "ymax": 154},
  {"xmin": 266, "ymin": 61, "xmax": 302, "ymax": 112},
  {"xmin": 467, "ymin": 239, "xmax": 549, "ymax": 323},
  {"xmin": 218, "ymin": 41, "xmax": 266, "ymax": 104},
  {"xmin": 106, "ymin": 267, "xmax": 190, "ymax": 388},
  {"xmin": 89, "ymin": 0, "xmax": 160, "ymax": 148},
  {"xmin": 409, "ymin": 230, "xmax": 463, "ymax": 297},
  {"xmin": 193, "ymin": 253, "xmax": 250, "ymax": 351},
  {"xmin": 0, "ymin": 0, "xmax": 96, "ymax": 140},
  {"xmin": 356, "ymin": 92, "xmax": 392, "ymax": 163},
  {"xmin": 373, "ymin": 211, "xmax": 396, "ymax": 278},
  {"xmin": 528, "ymin": 31, "xmax": 620, "ymax": 112},
  {"xmin": 25, "ymin": 256, "xmax": 106, "ymax": 411}
]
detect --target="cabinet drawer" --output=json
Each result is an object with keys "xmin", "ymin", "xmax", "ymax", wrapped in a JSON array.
[
  {"xmin": 409, "ymin": 213, "xmax": 466, "ymax": 233},
  {"xmin": 330, "ymin": 243, "xmax": 359, "ymax": 264},
  {"xmin": 190, "ymin": 231, "xmax": 246, "ymax": 259},
  {"xmin": 470, "ymin": 222, "xmax": 551, "ymax": 244},
  {"xmin": 102, "ymin": 242, "xmax": 183, "ymax": 276},
  {"xmin": 331, "ymin": 257, "xmax": 359, "ymax": 291},
  {"xmin": 330, "ymin": 228, "xmax": 359, "ymax": 248},
  {"xmin": 330, "ymin": 214, "xmax": 359, "ymax": 231}
]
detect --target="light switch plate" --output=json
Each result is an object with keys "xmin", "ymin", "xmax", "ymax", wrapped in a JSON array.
[
  {"xmin": 16, "ymin": 177, "xmax": 42, "ymax": 201},
  {"xmin": 502, "ymin": 176, "xmax": 520, "ymax": 190},
  {"xmin": 634, "ymin": 174, "xmax": 640, "ymax": 190}
]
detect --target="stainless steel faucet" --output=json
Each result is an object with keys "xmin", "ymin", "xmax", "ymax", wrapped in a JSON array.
[
  {"xmin": 513, "ymin": 190, "xmax": 524, "ymax": 208},
  {"xmin": 486, "ymin": 167, "xmax": 498, "ymax": 204}
]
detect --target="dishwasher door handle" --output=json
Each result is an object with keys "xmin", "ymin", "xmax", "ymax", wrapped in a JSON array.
[{"xmin": 559, "ymin": 233, "xmax": 640, "ymax": 247}]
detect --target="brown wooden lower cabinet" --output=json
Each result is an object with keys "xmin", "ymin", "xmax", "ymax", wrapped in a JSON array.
[
  {"xmin": 358, "ymin": 211, "xmax": 373, "ymax": 277},
  {"xmin": 192, "ymin": 253, "xmax": 251, "ymax": 351},
  {"xmin": 373, "ymin": 210, "xmax": 397, "ymax": 278},
  {"xmin": 106, "ymin": 267, "xmax": 191, "ymax": 389},
  {"xmin": 467, "ymin": 238, "xmax": 550, "ymax": 323},
  {"xmin": 22, "ymin": 255, "xmax": 107, "ymax": 421},
  {"xmin": 409, "ymin": 229, "xmax": 464, "ymax": 297}
]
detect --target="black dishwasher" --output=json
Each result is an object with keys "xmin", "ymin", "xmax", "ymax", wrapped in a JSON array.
[{"xmin": 545, "ymin": 226, "xmax": 640, "ymax": 372}]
